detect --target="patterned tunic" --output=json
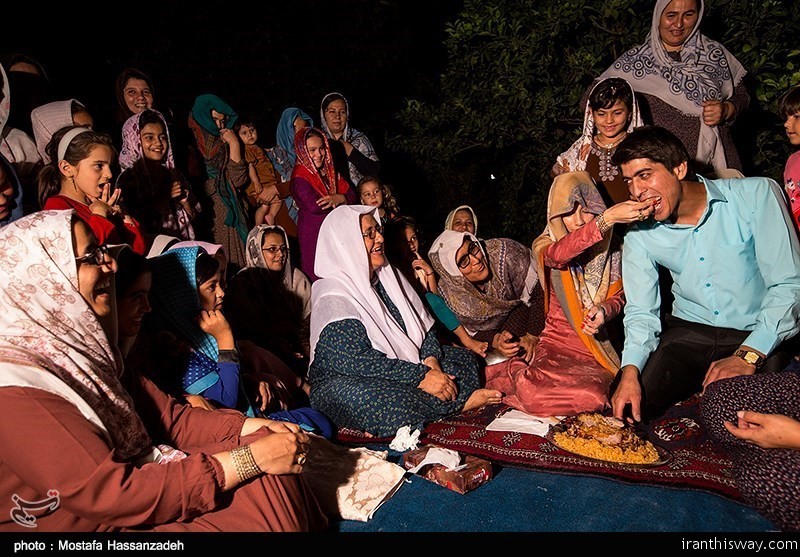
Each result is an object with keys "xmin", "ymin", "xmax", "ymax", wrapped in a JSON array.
[
  {"xmin": 309, "ymin": 281, "xmax": 479, "ymax": 437},
  {"xmin": 700, "ymin": 368, "xmax": 800, "ymax": 532}
]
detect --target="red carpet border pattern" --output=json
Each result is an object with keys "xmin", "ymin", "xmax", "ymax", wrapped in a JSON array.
[{"xmin": 420, "ymin": 396, "xmax": 742, "ymax": 502}]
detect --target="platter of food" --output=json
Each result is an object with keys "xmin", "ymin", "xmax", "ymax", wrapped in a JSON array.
[{"xmin": 546, "ymin": 412, "xmax": 669, "ymax": 467}]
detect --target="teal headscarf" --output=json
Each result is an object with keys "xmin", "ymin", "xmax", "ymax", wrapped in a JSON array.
[{"xmin": 191, "ymin": 94, "xmax": 238, "ymax": 137}]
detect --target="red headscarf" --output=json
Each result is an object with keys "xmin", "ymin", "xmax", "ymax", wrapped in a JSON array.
[{"xmin": 291, "ymin": 127, "xmax": 349, "ymax": 197}]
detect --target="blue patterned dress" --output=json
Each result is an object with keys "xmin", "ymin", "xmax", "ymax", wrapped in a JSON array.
[{"xmin": 309, "ymin": 281, "xmax": 480, "ymax": 437}]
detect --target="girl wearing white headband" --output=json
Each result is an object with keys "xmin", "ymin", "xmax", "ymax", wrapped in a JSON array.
[{"xmin": 39, "ymin": 125, "xmax": 146, "ymax": 254}]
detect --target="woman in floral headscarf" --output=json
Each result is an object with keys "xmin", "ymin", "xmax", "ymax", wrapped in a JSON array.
[
  {"xmin": 0, "ymin": 210, "xmax": 325, "ymax": 531},
  {"xmin": 485, "ymin": 172, "xmax": 646, "ymax": 416},
  {"xmin": 187, "ymin": 94, "xmax": 250, "ymax": 271},
  {"xmin": 290, "ymin": 127, "xmax": 357, "ymax": 282},
  {"xmin": 428, "ymin": 230, "xmax": 545, "ymax": 362}
]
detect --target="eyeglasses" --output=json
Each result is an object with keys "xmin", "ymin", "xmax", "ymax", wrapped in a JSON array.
[
  {"xmin": 456, "ymin": 241, "xmax": 483, "ymax": 269},
  {"xmin": 75, "ymin": 244, "xmax": 111, "ymax": 266},
  {"xmin": 262, "ymin": 245, "xmax": 289, "ymax": 255},
  {"xmin": 361, "ymin": 225, "xmax": 384, "ymax": 240}
]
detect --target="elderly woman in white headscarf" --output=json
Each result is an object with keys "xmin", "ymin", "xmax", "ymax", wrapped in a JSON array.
[{"xmin": 308, "ymin": 205, "xmax": 501, "ymax": 437}]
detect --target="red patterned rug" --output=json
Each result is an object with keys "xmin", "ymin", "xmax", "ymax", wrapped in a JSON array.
[{"xmin": 420, "ymin": 394, "xmax": 742, "ymax": 502}]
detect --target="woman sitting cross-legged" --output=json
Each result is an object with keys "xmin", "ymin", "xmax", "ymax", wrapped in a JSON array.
[
  {"xmin": 308, "ymin": 205, "xmax": 501, "ymax": 438},
  {"xmin": 0, "ymin": 209, "xmax": 326, "ymax": 532}
]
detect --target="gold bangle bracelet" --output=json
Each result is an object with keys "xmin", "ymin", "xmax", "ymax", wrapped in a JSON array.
[
  {"xmin": 230, "ymin": 445, "xmax": 262, "ymax": 483},
  {"xmin": 596, "ymin": 213, "xmax": 612, "ymax": 235}
]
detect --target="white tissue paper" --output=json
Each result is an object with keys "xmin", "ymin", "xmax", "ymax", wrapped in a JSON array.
[
  {"xmin": 485, "ymin": 409, "xmax": 563, "ymax": 436},
  {"xmin": 406, "ymin": 446, "xmax": 466, "ymax": 474},
  {"xmin": 389, "ymin": 425, "xmax": 421, "ymax": 451}
]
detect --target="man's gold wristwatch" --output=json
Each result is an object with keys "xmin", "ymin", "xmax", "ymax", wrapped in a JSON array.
[{"xmin": 734, "ymin": 348, "xmax": 764, "ymax": 368}]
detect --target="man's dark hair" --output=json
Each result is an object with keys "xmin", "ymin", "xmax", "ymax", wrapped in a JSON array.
[{"xmin": 612, "ymin": 125, "xmax": 690, "ymax": 171}]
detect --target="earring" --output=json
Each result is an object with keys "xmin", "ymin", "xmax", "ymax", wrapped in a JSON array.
[{"xmin": 70, "ymin": 176, "xmax": 78, "ymax": 192}]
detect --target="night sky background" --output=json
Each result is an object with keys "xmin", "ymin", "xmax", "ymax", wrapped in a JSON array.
[{"xmin": 2, "ymin": 0, "xmax": 463, "ymax": 231}]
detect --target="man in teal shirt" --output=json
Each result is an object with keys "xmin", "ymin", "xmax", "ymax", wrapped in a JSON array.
[{"xmin": 610, "ymin": 126, "xmax": 800, "ymax": 421}]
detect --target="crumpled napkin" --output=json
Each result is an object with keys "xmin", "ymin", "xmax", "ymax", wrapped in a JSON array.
[
  {"xmin": 389, "ymin": 425, "xmax": 421, "ymax": 451},
  {"xmin": 406, "ymin": 446, "xmax": 466, "ymax": 474},
  {"xmin": 485, "ymin": 409, "xmax": 563, "ymax": 437}
]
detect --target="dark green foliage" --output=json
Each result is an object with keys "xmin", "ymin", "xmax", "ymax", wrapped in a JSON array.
[{"xmin": 389, "ymin": 0, "xmax": 800, "ymax": 244}]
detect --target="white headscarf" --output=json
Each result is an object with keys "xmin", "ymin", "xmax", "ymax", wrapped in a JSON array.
[
  {"xmin": 0, "ymin": 63, "xmax": 41, "ymax": 166},
  {"xmin": 245, "ymin": 224, "xmax": 311, "ymax": 319},
  {"xmin": 310, "ymin": 205, "xmax": 434, "ymax": 364},
  {"xmin": 30, "ymin": 99, "xmax": 85, "ymax": 163},
  {"xmin": 0, "ymin": 210, "xmax": 152, "ymax": 460},
  {"xmin": 555, "ymin": 78, "xmax": 644, "ymax": 174},
  {"xmin": 598, "ymin": 0, "xmax": 746, "ymax": 171},
  {"xmin": 444, "ymin": 204, "xmax": 479, "ymax": 237}
]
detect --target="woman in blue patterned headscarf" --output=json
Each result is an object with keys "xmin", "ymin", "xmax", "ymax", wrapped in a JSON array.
[{"xmin": 266, "ymin": 107, "xmax": 314, "ymax": 223}]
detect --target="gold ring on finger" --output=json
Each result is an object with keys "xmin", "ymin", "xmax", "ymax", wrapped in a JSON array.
[{"xmin": 297, "ymin": 453, "xmax": 307, "ymax": 466}]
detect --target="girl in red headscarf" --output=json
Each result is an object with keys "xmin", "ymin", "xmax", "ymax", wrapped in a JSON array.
[{"xmin": 290, "ymin": 127, "xmax": 356, "ymax": 282}]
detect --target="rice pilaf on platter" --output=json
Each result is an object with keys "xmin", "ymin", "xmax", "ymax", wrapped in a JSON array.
[{"xmin": 551, "ymin": 412, "xmax": 661, "ymax": 465}]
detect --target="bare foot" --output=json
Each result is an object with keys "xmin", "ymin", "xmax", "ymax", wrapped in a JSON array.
[{"xmin": 463, "ymin": 388, "xmax": 503, "ymax": 412}]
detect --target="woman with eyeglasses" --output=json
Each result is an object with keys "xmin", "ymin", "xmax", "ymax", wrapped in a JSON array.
[
  {"xmin": 222, "ymin": 225, "xmax": 313, "ymax": 379},
  {"xmin": 428, "ymin": 229, "xmax": 545, "ymax": 364},
  {"xmin": 483, "ymin": 172, "xmax": 626, "ymax": 416},
  {"xmin": 308, "ymin": 205, "xmax": 501, "ymax": 438},
  {"xmin": 0, "ymin": 210, "xmax": 326, "ymax": 531}
]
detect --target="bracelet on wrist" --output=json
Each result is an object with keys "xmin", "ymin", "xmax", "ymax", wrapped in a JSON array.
[
  {"xmin": 595, "ymin": 212, "xmax": 612, "ymax": 235},
  {"xmin": 230, "ymin": 445, "xmax": 262, "ymax": 483}
]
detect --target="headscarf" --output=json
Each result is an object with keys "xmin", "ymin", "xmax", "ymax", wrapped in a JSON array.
[
  {"xmin": 319, "ymin": 92, "xmax": 378, "ymax": 185},
  {"xmin": 118, "ymin": 109, "xmax": 175, "ymax": 171},
  {"xmin": 4, "ymin": 53, "xmax": 51, "ymax": 137},
  {"xmin": 267, "ymin": 107, "xmax": 314, "ymax": 181},
  {"xmin": 114, "ymin": 68, "xmax": 154, "ymax": 124},
  {"xmin": 190, "ymin": 94, "xmax": 237, "ymax": 138},
  {"xmin": 428, "ymin": 231, "xmax": 538, "ymax": 334},
  {"xmin": 0, "ymin": 210, "xmax": 152, "ymax": 460},
  {"xmin": 0, "ymin": 63, "xmax": 40, "ymax": 166},
  {"xmin": 444, "ymin": 204, "xmax": 479, "ymax": 237},
  {"xmin": 531, "ymin": 172, "xmax": 622, "ymax": 373},
  {"xmin": 0, "ymin": 153, "xmax": 23, "ymax": 224},
  {"xmin": 188, "ymin": 94, "xmax": 248, "ymax": 243},
  {"xmin": 292, "ymin": 127, "xmax": 349, "ymax": 198},
  {"xmin": 598, "ymin": 0, "xmax": 746, "ymax": 171},
  {"xmin": 245, "ymin": 224, "xmax": 311, "ymax": 318},
  {"xmin": 310, "ymin": 205, "xmax": 435, "ymax": 364},
  {"xmin": 555, "ymin": 78, "xmax": 644, "ymax": 174},
  {"xmin": 31, "ymin": 99, "xmax": 86, "ymax": 163},
  {"xmin": 0, "ymin": 63, "xmax": 10, "ymax": 139},
  {"xmin": 147, "ymin": 246, "xmax": 220, "ymax": 389}
]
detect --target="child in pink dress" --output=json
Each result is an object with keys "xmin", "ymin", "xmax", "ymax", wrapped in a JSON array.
[{"xmin": 779, "ymin": 85, "xmax": 800, "ymax": 235}]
